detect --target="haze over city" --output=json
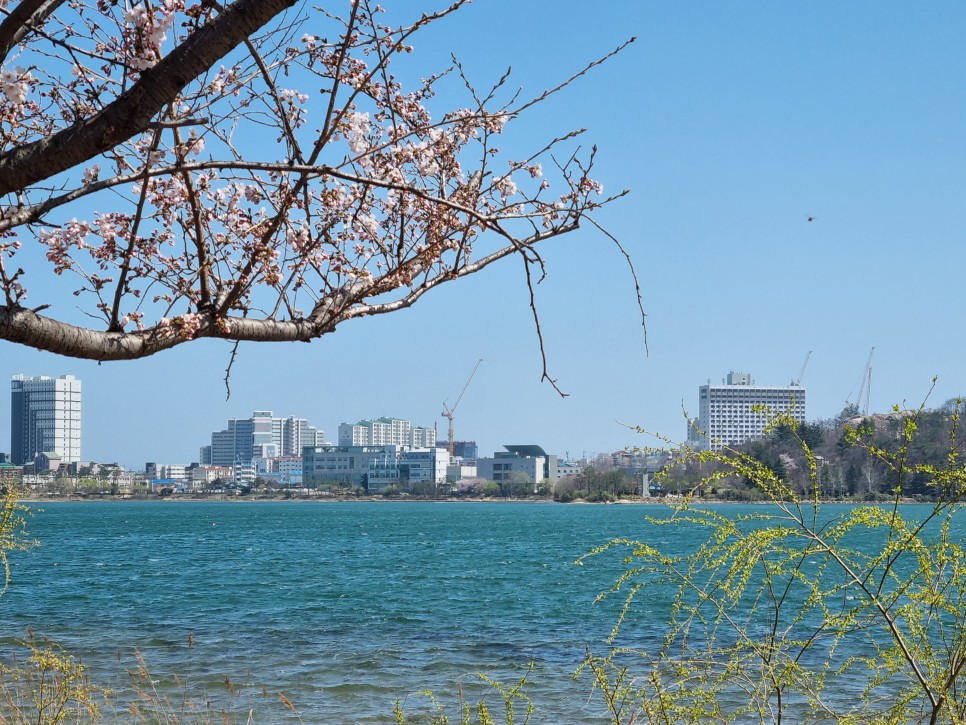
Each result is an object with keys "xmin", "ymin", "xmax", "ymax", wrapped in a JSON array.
[{"xmin": 2, "ymin": 1, "xmax": 963, "ymax": 468}]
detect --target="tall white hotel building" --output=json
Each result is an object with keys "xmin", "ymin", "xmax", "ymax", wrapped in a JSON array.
[
  {"xmin": 694, "ymin": 371, "xmax": 805, "ymax": 451},
  {"xmin": 10, "ymin": 374, "xmax": 82, "ymax": 465}
]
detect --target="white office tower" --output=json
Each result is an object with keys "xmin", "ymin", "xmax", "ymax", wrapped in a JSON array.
[
  {"xmin": 10, "ymin": 374, "xmax": 82, "ymax": 465},
  {"xmin": 696, "ymin": 371, "xmax": 805, "ymax": 451}
]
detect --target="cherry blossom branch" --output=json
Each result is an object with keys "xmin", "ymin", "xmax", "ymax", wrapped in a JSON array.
[
  {"xmin": 0, "ymin": 0, "xmax": 298, "ymax": 196},
  {"xmin": 315, "ymin": 0, "xmax": 362, "ymax": 151},
  {"xmin": 207, "ymin": 0, "xmax": 434, "ymax": 318},
  {"xmin": 0, "ymin": 160, "xmax": 497, "ymax": 234},
  {"xmin": 0, "ymin": 0, "xmax": 635, "ymax": 383},
  {"xmin": 0, "ymin": 218, "xmax": 581, "ymax": 360},
  {"xmin": 224, "ymin": 340, "xmax": 240, "ymax": 400}
]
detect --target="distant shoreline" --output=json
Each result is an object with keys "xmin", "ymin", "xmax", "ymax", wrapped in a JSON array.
[
  {"xmin": 16, "ymin": 494, "xmax": 916, "ymax": 506},
  {"xmin": 18, "ymin": 495, "xmax": 656, "ymax": 504}
]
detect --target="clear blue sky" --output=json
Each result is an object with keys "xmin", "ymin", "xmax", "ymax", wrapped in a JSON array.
[{"xmin": 3, "ymin": 2, "xmax": 965, "ymax": 468}]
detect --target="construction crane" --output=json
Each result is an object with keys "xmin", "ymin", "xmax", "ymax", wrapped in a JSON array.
[
  {"xmin": 794, "ymin": 350, "xmax": 812, "ymax": 386},
  {"xmin": 858, "ymin": 347, "xmax": 874, "ymax": 416},
  {"xmin": 846, "ymin": 347, "xmax": 874, "ymax": 416},
  {"xmin": 442, "ymin": 358, "xmax": 482, "ymax": 457}
]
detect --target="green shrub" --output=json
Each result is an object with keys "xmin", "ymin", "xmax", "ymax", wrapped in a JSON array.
[{"xmin": 581, "ymin": 400, "xmax": 966, "ymax": 723}]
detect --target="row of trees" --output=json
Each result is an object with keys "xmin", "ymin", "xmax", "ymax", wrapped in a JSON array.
[
  {"xmin": 303, "ymin": 469, "xmax": 642, "ymax": 500},
  {"xmin": 301, "ymin": 466, "xmax": 645, "ymax": 500},
  {"xmin": 555, "ymin": 466, "xmax": 642, "ymax": 502},
  {"xmin": 13, "ymin": 468, "xmax": 647, "ymax": 501}
]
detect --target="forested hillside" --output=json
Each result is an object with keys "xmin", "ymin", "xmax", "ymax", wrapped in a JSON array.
[{"xmin": 659, "ymin": 398, "xmax": 966, "ymax": 501}]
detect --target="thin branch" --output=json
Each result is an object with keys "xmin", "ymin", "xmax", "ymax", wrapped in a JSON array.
[
  {"xmin": 224, "ymin": 340, "xmax": 240, "ymax": 400},
  {"xmin": 170, "ymin": 125, "xmax": 213, "ymax": 310},
  {"xmin": 522, "ymin": 252, "xmax": 567, "ymax": 397},
  {"xmin": 514, "ymin": 37, "xmax": 636, "ymax": 116},
  {"xmin": 349, "ymin": 223, "xmax": 579, "ymax": 320},
  {"xmin": 109, "ymin": 123, "xmax": 164, "ymax": 330},
  {"xmin": 585, "ymin": 214, "xmax": 647, "ymax": 355}
]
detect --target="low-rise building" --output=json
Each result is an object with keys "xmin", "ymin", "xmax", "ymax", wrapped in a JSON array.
[
  {"xmin": 446, "ymin": 462, "xmax": 478, "ymax": 483},
  {"xmin": 555, "ymin": 460, "xmax": 581, "ymax": 479},
  {"xmin": 189, "ymin": 465, "xmax": 233, "ymax": 490},
  {"xmin": 35, "ymin": 452, "xmax": 63, "ymax": 472},
  {"xmin": 146, "ymin": 462, "xmax": 188, "ymax": 482},
  {"xmin": 232, "ymin": 461, "xmax": 257, "ymax": 486},
  {"xmin": 477, "ymin": 445, "xmax": 560, "ymax": 490},
  {"xmin": 367, "ymin": 447, "xmax": 449, "ymax": 492},
  {"xmin": 302, "ymin": 445, "xmax": 390, "ymax": 487},
  {"xmin": 270, "ymin": 456, "xmax": 303, "ymax": 486}
]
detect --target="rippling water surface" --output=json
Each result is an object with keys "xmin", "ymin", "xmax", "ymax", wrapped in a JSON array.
[
  {"xmin": 3, "ymin": 501, "xmax": 678, "ymax": 723},
  {"xmin": 8, "ymin": 501, "xmax": 950, "ymax": 722}
]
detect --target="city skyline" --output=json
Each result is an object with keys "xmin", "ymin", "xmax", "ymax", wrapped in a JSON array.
[
  {"xmin": 0, "ymin": 347, "xmax": 955, "ymax": 470},
  {"xmin": 1, "ymin": 2, "xmax": 963, "ymax": 467}
]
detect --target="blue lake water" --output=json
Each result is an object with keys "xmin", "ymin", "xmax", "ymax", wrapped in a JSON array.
[
  {"xmin": 0, "ymin": 501, "xmax": 954, "ymax": 722},
  {"xmin": 2, "ymin": 501, "xmax": 681, "ymax": 723}
]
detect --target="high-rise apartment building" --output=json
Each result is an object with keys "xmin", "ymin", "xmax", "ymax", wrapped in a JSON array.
[
  {"xmin": 10, "ymin": 374, "xmax": 82, "ymax": 465},
  {"xmin": 201, "ymin": 411, "xmax": 325, "ymax": 465},
  {"xmin": 695, "ymin": 371, "xmax": 805, "ymax": 451},
  {"xmin": 338, "ymin": 417, "xmax": 436, "ymax": 449}
]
